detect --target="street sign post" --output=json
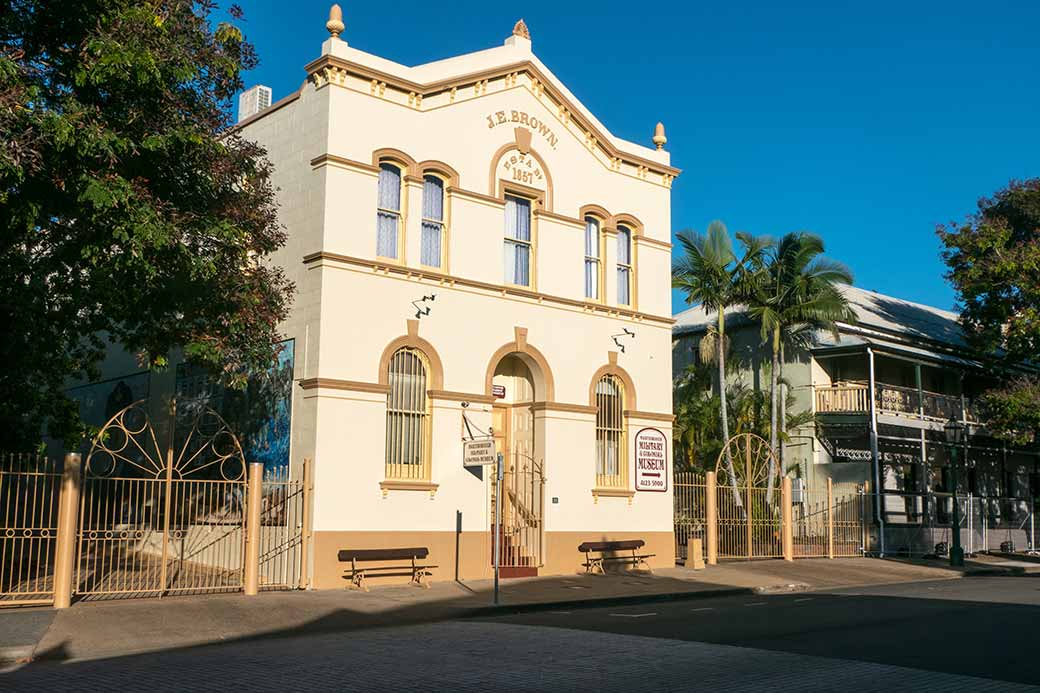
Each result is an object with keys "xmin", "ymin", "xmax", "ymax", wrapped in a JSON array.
[{"xmin": 493, "ymin": 452, "xmax": 503, "ymax": 605}]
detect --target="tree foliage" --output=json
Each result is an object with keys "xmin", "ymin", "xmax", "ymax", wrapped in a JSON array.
[
  {"xmin": 0, "ymin": 0, "xmax": 293, "ymax": 449},
  {"xmin": 938, "ymin": 179, "xmax": 1040, "ymax": 444}
]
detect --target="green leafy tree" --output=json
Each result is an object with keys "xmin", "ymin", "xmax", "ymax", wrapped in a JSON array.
[
  {"xmin": 0, "ymin": 1, "xmax": 293, "ymax": 449},
  {"xmin": 938, "ymin": 179, "xmax": 1040, "ymax": 444},
  {"xmin": 746, "ymin": 232, "xmax": 855, "ymax": 496},
  {"xmin": 673, "ymin": 222, "xmax": 767, "ymax": 506}
]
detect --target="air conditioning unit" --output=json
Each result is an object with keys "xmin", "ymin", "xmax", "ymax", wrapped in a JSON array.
[{"xmin": 791, "ymin": 478, "xmax": 806, "ymax": 503}]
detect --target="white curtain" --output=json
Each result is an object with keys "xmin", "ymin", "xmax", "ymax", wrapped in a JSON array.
[
  {"xmin": 376, "ymin": 164, "xmax": 401, "ymax": 258},
  {"xmin": 421, "ymin": 176, "xmax": 443, "ymax": 267},
  {"xmin": 617, "ymin": 226, "xmax": 631, "ymax": 305},
  {"xmin": 584, "ymin": 217, "xmax": 599, "ymax": 299},
  {"xmin": 504, "ymin": 196, "xmax": 531, "ymax": 285}
]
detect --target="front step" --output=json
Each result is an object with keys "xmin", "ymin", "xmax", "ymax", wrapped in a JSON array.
[{"xmin": 499, "ymin": 566, "xmax": 538, "ymax": 578}]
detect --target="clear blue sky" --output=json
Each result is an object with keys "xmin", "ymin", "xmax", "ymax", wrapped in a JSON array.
[{"xmin": 234, "ymin": 0, "xmax": 1039, "ymax": 315}]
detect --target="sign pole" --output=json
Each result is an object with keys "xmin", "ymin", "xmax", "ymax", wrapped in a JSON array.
[{"xmin": 493, "ymin": 452, "xmax": 503, "ymax": 606}]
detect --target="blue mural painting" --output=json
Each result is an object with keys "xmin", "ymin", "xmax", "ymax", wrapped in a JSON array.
[
  {"xmin": 246, "ymin": 339, "xmax": 294, "ymax": 474},
  {"xmin": 173, "ymin": 339, "xmax": 295, "ymax": 475}
]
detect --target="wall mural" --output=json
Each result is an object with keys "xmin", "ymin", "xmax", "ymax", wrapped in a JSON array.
[
  {"xmin": 67, "ymin": 372, "xmax": 151, "ymax": 429},
  {"xmin": 174, "ymin": 339, "xmax": 295, "ymax": 475}
]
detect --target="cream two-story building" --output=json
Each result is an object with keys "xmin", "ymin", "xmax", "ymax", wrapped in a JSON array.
[{"xmin": 236, "ymin": 11, "xmax": 679, "ymax": 586}]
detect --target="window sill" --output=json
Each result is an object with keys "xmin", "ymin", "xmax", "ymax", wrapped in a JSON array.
[
  {"xmin": 592, "ymin": 487, "xmax": 635, "ymax": 504},
  {"xmin": 380, "ymin": 480, "xmax": 439, "ymax": 498}
]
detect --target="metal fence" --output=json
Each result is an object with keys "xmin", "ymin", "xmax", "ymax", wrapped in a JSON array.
[
  {"xmin": 674, "ymin": 472, "xmax": 706, "ymax": 563},
  {"xmin": 868, "ymin": 491, "xmax": 1037, "ymax": 557},
  {"xmin": 1, "ymin": 451, "xmax": 314, "ymax": 608},
  {"xmin": 717, "ymin": 485, "xmax": 784, "ymax": 559},
  {"xmin": 258, "ymin": 463, "xmax": 311, "ymax": 590},
  {"xmin": 0, "ymin": 454, "xmax": 62, "ymax": 605},
  {"xmin": 76, "ymin": 476, "xmax": 247, "ymax": 600},
  {"xmin": 791, "ymin": 483, "xmax": 867, "ymax": 558}
]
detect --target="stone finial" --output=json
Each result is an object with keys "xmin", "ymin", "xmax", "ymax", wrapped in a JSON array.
[
  {"xmin": 512, "ymin": 19, "xmax": 531, "ymax": 40},
  {"xmin": 652, "ymin": 121, "xmax": 667, "ymax": 150},
  {"xmin": 326, "ymin": 4, "xmax": 345, "ymax": 38}
]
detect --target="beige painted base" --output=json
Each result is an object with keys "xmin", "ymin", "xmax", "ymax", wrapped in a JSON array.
[{"xmin": 311, "ymin": 530, "xmax": 675, "ymax": 590}]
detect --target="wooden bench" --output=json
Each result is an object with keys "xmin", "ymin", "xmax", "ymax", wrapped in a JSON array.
[
  {"xmin": 578, "ymin": 540, "xmax": 654, "ymax": 575},
  {"xmin": 337, "ymin": 548, "xmax": 437, "ymax": 591}
]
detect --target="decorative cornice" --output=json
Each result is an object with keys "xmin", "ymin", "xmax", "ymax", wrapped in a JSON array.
[
  {"xmin": 302, "ymin": 251, "xmax": 676, "ymax": 326},
  {"xmin": 428, "ymin": 390, "xmax": 496, "ymax": 404},
  {"xmin": 624, "ymin": 410, "xmax": 674, "ymax": 422},
  {"xmin": 636, "ymin": 235, "xmax": 672, "ymax": 251},
  {"xmin": 531, "ymin": 401, "xmax": 598, "ymax": 415},
  {"xmin": 298, "ymin": 377, "xmax": 389, "ymax": 394},
  {"xmin": 310, "ymin": 153, "xmax": 379, "ymax": 174},
  {"xmin": 300, "ymin": 55, "xmax": 681, "ymax": 181}
]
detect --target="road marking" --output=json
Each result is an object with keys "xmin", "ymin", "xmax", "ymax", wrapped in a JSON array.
[
  {"xmin": 744, "ymin": 602, "xmax": 767, "ymax": 607},
  {"xmin": 550, "ymin": 611, "xmax": 573, "ymax": 615},
  {"xmin": 690, "ymin": 607, "xmax": 714, "ymax": 612},
  {"xmin": 609, "ymin": 612, "xmax": 657, "ymax": 618},
  {"xmin": 794, "ymin": 598, "xmax": 813, "ymax": 603}
]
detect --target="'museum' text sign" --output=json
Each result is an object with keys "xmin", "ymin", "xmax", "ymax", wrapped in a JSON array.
[{"xmin": 634, "ymin": 428, "xmax": 668, "ymax": 492}]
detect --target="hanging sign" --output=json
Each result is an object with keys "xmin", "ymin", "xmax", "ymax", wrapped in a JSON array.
[
  {"xmin": 634, "ymin": 428, "xmax": 668, "ymax": 492},
  {"xmin": 463, "ymin": 439, "xmax": 497, "ymax": 467}
]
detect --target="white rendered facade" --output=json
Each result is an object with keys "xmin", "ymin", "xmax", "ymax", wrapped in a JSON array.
[{"xmin": 238, "ymin": 19, "xmax": 679, "ymax": 586}]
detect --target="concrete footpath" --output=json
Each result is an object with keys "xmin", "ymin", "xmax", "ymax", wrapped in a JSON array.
[{"xmin": 0, "ymin": 556, "xmax": 1030, "ymax": 669}]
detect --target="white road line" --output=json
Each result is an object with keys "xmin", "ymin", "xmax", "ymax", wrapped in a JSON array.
[
  {"xmin": 550, "ymin": 611, "xmax": 573, "ymax": 615},
  {"xmin": 609, "ymin": 612, "xmax": 657, "ymax": 618},
  {"xmin": 794, "ymin": 598, "xmax": 813, "ymax": 603},
  {"xmin": 744, "ymin": 602, "xmax": 767, "ymax": 607},
  {"xmin": 690, "ymin": 607, "xmax": 714, "ymax": 612}
]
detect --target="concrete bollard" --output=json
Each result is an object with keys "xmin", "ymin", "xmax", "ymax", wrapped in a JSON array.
[
  {"xmin": 53, "ymin": 453, "xmax": 82, "ymax": 609},
  {"xmin": 244, "ymin": 462, "xmax": 263, "ymax": 596}
]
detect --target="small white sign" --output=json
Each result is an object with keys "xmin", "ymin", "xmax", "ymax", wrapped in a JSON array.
[
  {"xmin": 463, "ymin": 439, "xmax": 497, "ymax": 467},
  {"xmin": 634, "ymin": 428, "xmax": 668, "ymax": 492},
  {"xmin": 492, "ymin": 385, "xmax": 506, "ymax": 399}
]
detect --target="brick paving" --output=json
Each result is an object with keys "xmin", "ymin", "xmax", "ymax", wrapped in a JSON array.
[{"xmin": 3, "ymin": 621, "xmax": 1033, "ymax": 691}]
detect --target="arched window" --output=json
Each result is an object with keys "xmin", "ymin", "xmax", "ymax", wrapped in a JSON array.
[
  {"xmin": 617, "ymin": 224, "xmax": 632, "ymax": 306},
  {"xmin": 385, "ymin": 347, "xmax": 431, "ymax": 480},
  {"xmin": 584, "ymin": 216, "xmax": 601, "ymax": 300},
  {"xmin": 420, "ymin": 174, "xmax": 445, "ymax": 267},
  {"xmin": 376, "ymin": 162, "xmax": 402, "ymax": 259},
  {"xmin": 595, "ymin": 374, "xmax": 626, "ymax": 488}
]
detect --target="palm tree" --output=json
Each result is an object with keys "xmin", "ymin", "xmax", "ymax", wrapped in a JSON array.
[
  {"xmin": 673, "ymin": 222, "xmax": 768, "ymax": 507},
  {"xmin": 746, "ymin": 232, "xmax": 856, "ymax": 496}
]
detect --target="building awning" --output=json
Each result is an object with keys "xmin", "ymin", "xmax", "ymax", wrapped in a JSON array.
[{"xmin": 811, "ymin": 334, "xmax": 986, "ymax": 370}]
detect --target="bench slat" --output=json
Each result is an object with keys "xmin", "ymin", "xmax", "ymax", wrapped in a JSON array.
[
  {"xmin": 338, "ymin": 547, "xmax": 429, "ymax": 562},
  {"xmin": 578, "ymin": 540, "xmax": 645, "ymax": 553}
]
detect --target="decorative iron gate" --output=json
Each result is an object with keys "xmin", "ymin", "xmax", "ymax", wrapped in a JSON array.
[
  {"xmin": 715, "ymin": 434, "xmax": 784, "ymax": 559},
  {"xmin": 491, "ymin": 452, "xmax": 544, "ymax": 572},
  {"xmin": 76, "ymin": 400, "xmax": 248, "ymax": 599}
]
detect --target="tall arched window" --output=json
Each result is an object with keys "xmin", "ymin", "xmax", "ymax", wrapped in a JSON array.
[
  {"xmin": 595, "ymin": 374, "xmax": 626, "ymax": 488},
  {"xmin": 420, "ymin": 174, "xmax": 444, "ymax": 267},
  {"xmin": 376, "ymin": 162, "xmax": 402, "ymax": 259},
  {"xmin": 385, "ymin": 347, "xmax": 431, "ymax": 480},
  {"xmin": 584, "ymin": 216, "xmax": 601, "ymax": 300}
]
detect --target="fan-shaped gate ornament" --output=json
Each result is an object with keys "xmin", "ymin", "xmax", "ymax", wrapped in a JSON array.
[
  {"xmin": 714, "ymin": 433, "xmax": 780, "ymax": 489},
  {"xmin": 85, "ymin": 399, "xmax": 246, "ymax": 481}
]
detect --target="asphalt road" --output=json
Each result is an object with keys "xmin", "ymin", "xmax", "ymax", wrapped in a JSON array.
[
  {"xmin": 482, "ymin": 575, "xmax": 1040, "ymax": 686},
  {"xmin": 3, "ymin": 576, "xmax": 1038, "ymax": 690}
]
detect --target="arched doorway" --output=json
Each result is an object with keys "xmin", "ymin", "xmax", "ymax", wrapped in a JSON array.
[{"xmin": 490, "ymin": 354, "xmax": 544, "ymax": 576}]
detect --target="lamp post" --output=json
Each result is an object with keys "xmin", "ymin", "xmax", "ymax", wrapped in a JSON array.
[{"xmin": 944, "ymin": 419, "xmax": 966, "ymax": 567}]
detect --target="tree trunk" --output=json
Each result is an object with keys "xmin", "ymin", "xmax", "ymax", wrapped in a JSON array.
[
  {"xmin": 779, "ymin": 340, "xmax": 787, "ymax": 473},
  {"xmin": 718, "ymin": 311, "xmax": 743, "ymax": 511},
  {"xmin": 767, "ymin": 326, "xmax": 780, "ymax": 501}
]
